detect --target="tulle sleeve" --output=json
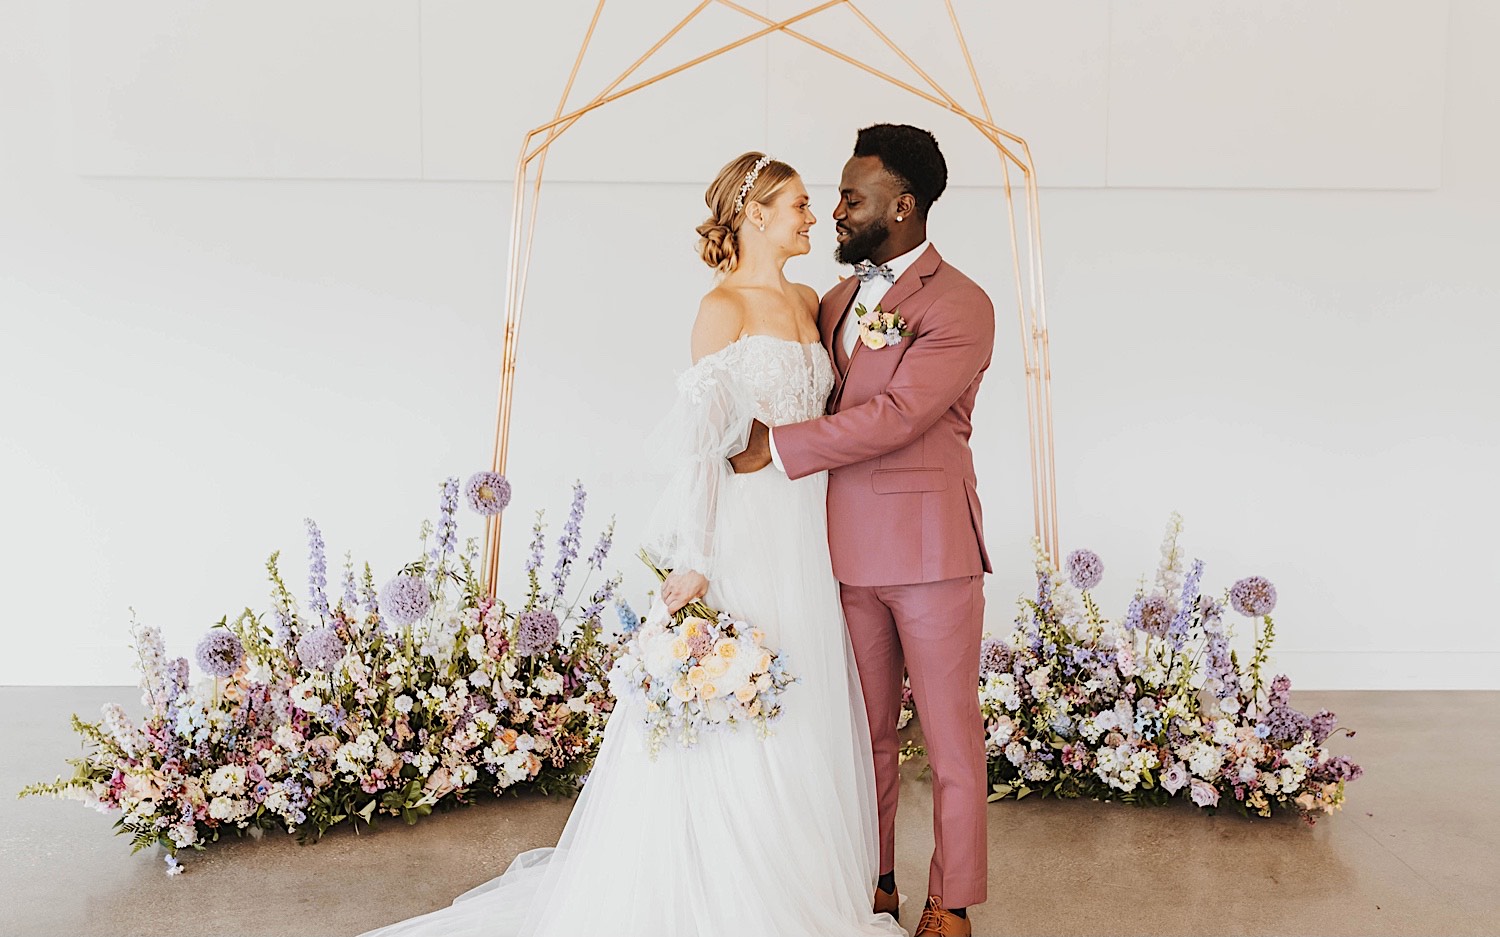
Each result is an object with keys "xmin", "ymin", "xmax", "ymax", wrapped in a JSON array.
[{"xmin": 639, "ymin": 351, "xmax": 756, "ymax": 582}]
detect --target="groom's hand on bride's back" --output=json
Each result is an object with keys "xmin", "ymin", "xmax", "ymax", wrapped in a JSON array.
[{"xmin": 729, "ymin": 420, "xmax": 772, "ymax": 474}]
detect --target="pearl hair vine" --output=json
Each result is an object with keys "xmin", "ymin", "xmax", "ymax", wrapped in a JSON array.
[{"xmin": 733, "ymin": 155, "xmax": 776, "ymax": 214}]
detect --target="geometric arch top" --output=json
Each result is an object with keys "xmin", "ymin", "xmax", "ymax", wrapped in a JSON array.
[{"xmin": 482, "ymin": 0, "xmax": 1059, "ymax": 595}]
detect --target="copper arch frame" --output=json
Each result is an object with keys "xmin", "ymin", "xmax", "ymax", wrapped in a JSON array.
[{"xmin": 482, "ymin": 0, "xmax": 1058, "ymax": 595}]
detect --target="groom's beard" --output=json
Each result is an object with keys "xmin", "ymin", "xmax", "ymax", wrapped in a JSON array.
[{"xmin": 834, "ymin": 219, "xmax": 891, "ymax": 266}]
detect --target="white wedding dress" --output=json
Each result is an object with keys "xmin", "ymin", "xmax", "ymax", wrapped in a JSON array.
[{"xmin": 361, "ymin": 335, "xmax": 904, "ymax": 937}]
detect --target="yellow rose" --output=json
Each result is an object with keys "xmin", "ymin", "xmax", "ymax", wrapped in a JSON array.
[
  {"xmin": 757, "ymin": 653, "xmax": 772, "ymax": 672},
  {"xmin": 735, "ymin": 684, "xmax": 757, "ymax": 703},
  {"xmin": 716, "ymin": 641, "xmax": 739, "ymax": 660},
  {"xmin": 671, "ymin": 639, "xmax": 691, "ymax": 660},
  {"xmin": 687, "ymin": 666, "xmax": 708, "ymax": 687},
  {"xmin": 700, "ymin": 682, "xmax": 718, "ymax": 698},
  {"xmin": 862, "ymin": 330, "xmax": 887, "ymax": 350},
  {"xmin": 683, "ymin": 617, "xmax": 709, "ymax": 637},
  {"xmin": 672, "ymin": 679, "xmax": 693, "ymax": 701}
]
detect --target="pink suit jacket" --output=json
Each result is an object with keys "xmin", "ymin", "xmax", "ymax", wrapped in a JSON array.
[{"xmin": 775, "ymin": 244, "xmax": 995, "ymax": 587}]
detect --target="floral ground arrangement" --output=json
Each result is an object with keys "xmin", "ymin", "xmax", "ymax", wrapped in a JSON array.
[
  {"xmin": 25, "ymin": 495, "xmax": 1362, "ymax": 875},
  {"xmin": 971, "ymin": 516, "xmax": 1363, "ymax": 822},
  {"xmin": 22, "ymin": 476, "xmax": 627, "ymax": 874}
]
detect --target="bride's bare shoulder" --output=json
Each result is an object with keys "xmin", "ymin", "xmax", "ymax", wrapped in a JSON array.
[
  {"xmin": 692, "ymin": 286, "xmax": 746, "ymax": 362},
  {"xmin": 791, "ymin": 282, "xmax": 820, "ymax": 328}
]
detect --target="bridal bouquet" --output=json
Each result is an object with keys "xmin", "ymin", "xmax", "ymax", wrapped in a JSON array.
[{"xmin": 606, "ymin": 552, "xmax": 795, "ymax": 756}]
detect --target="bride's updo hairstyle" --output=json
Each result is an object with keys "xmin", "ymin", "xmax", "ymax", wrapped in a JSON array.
[{"xmin": 696, "ymin": 151, "xmax": 797, "ymax": 273}]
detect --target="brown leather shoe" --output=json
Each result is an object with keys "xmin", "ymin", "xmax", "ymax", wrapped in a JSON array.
[
  {"xmin": 873, "ymin": 885, "xmax": 900, "ymax": 920},
  {"xmin": 914, "ymin": 896, "xmax": 971, "ymax": 937}
]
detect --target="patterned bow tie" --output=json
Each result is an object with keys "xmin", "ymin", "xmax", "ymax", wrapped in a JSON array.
[{"xmin": 853, "ymin": 260, "xmax": 896, "ymax": 284}]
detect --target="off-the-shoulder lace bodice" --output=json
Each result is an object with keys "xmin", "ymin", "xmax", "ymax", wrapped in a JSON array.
[{"xmin": 678, "ymin": 335, "xmax": 835, "ymax": 427}]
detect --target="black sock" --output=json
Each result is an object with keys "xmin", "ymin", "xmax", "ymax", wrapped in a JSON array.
[
  {"xmin": 948, "ymin": 907, "xmax": 967, "ymax": 919},
  {"xmin": 876, "ymin": 872, "xmax": 896, "ymax": 894}
]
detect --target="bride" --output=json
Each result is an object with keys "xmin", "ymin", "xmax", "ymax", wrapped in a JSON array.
[{"xmin": 360, "ymin": 152, "xmax": 903, "ymax": 937}]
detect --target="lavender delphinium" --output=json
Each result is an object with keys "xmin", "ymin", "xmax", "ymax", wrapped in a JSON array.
[
  {"xmin": 1122, "ymin": 594, "xmax": 1144, "ymax": 633},
  {"xmin": 430, "ymin": 477, "xmax": 459, "ymax": 566},
  {"xmin": 1167, "ymin": 559, "xmax": 1204, "ymax": 648},
  {"xmin": 525, "ymin": 511, "xmax": 547, "ymax": 575},
  {"xmin": 516, "ymin": 609, "xmax": 561, "ymax": 657},
  {"xmin": 304, "ymin": 518, "xmax": 330, "ymax": 621},
  {"xmin": 465, "ymin": 471, "xmax": 512, "ymax": 516},
  {"xmin": 1230, "ymin": 575, "xmax": 1278, "ymax": 617},
  {"xmin": 550, "ymin": 483, "xmax": 587, "ymax": 601},
  {"xmin": 1065, "ymin": 549, "xmax": 1104, "ymax": 591},
  {"xmin": 341, "ymin": 552, "xmax": 358, "ymax": 614},
  {"xmin": 296, "ymin": 626, "xmax": 346, "ymax": 672},
  {"xmin": 1310, "ymin": 709, "xmax": 1339, "ymax": 744},
  {"xmin": 588, "ymin": 518, "xmax": 616, "ymax": 571},
  {"xmin": 379, "ymin": 574, "xmax": 431, "ymax": 627},
  {"xmin": 196, "ymin": 629, "xmax": 245, "ymax": 678}
]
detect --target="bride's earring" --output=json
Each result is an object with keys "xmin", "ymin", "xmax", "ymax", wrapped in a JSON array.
[{"xmin": 758, "ymin": 222, "xmax": 765, "ymax": 232}]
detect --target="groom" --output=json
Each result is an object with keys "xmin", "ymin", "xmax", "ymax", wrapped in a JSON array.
[{"xmin": 732, "ymin": 124, "xmax": 993, "ymax": 936}]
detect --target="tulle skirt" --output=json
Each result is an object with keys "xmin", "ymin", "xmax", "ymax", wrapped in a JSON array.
[{"xmin": 359, "ymin": 467, "xmax": 904, "ymax": 937}]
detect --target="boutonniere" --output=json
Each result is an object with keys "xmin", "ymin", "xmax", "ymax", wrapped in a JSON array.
[{"xmin": 853, "ymin": 302, "xmax": 912, "ymax": 350}]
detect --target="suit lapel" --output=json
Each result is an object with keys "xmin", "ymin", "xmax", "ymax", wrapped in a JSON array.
[
  {"xmin": 822, "ymin": 277, "xmax": 861, "ymax": 382},
  {"xmin": 832, "ymin": 245, "xmax": 943, "ymax": 411}
]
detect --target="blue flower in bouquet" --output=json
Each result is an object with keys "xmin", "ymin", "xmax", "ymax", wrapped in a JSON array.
[
  {"xmin": 516, "ymin": 609, "xmax": 561, "ymax": 657},
  {"xmin": 195, "ymin": 629, "xmax": 245, "ymax": 678},
  {"xmin": 1064, "ymin": 548, "xmax": 1104, "ymax": 590},
  {"xmin": 379, "ymin": 574, "xmax": 431, "ymax": 627},
  {"xmin": 1230, "ymin": 575, "xmax": 1278, "ymax": 617},
  {"xmin": 465, "ymin": 471, "xmax": 512, "ymax": 516},
  {"xmin": 296, "ymin": 626, "xmax": 346, "ymax": 672},
  {"xmin": 615, "ymin": 601, "xmax": 641, "ymax": 634}
]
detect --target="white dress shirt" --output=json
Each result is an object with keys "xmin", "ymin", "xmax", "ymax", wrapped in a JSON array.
[{"xmin": 769, "ymin": 239, "xmax": 931, "ymax": 472}]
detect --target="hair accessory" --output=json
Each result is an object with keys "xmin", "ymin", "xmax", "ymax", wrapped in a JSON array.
[{"xmin": 733, "ymin": 154, "xmax": 776, "ymax": 214}]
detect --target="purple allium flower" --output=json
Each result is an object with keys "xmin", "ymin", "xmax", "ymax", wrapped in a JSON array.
[
  {"xmin": 1189, "ymin": 778, "xmax": 1220, "ymax": 808},
  {"xmin": 465, "ymin": 471, "xmax": 512, "ymax": 516},
  {"xmin": 431, "ymin": 477, "xmax": 459, "ymax": 563},
  {"xmin": 1230, "ymin": 575, "xmax": 1278, "ymax": 617},
  {"xmin": 195, "ymin": 629, "xmax": 245, "ymax": 678},
  {"xmin": 1161, "ymin": 761, "xmax": 1189, "ymax": 795},
  {"xmin": 516, "ymin": 609, "xmax": 560, "ymax": 657},
  {"xmin": 1310, "ymin": 709, "xmax": 1338, "ymax": 744},
  {"xmin": 379, "ymin": 574, "xmax": 431, "ymax": 627},
  {"xmin": 296, "ymin": 626, "xmax": 346, "ymax": 672},
  {"xmin": 1065, "ymin": 549, "xmax": 1104, "ymax": 590},
  {"xmin": 1261, "ymin": 705, "xmax": 1312, "ymax": 743},
  {"xmin": 979, "ymin": 637, "xmax": 1013, "ymax": 676},
  {"xmin": 304, "ymin": 518, "xmax": 330, "ymax": 620},
  {"xmin": 1139, "ymin": 593, "xmax": 1173, "ymax": 637}
]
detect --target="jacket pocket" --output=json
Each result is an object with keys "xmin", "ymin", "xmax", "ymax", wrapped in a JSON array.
[{"xmin": 871, "ymin": 467, "xmax": 948, "ymax": 494}]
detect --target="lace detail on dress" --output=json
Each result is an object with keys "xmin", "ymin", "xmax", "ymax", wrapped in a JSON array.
[{"xmin": 678, "ymin": 335, "xmax": 834, "ymax": 428}]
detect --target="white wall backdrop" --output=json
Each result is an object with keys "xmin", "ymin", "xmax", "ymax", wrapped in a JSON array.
[{"xmin": 2, "ymin": 0, "xmax": 1496, "ymax": 687}]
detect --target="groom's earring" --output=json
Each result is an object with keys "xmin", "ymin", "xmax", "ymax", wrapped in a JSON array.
[{"xmin": 895, "ymin": 214, "xmax": 904, "ymax": 222}]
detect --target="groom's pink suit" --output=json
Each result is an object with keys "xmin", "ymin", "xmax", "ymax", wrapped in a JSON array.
[{"xmin": 774, "ymin": 244, "xmax": 993, "ymax": 909}]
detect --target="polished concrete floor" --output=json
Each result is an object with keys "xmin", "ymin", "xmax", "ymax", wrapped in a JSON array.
[{"xmin": 3, "ymin": 687, "xmax": 1496, "ymax": 937}]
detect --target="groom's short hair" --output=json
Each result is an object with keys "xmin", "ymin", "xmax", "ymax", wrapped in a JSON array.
[{"xmin": 853, "ymin": 124, "xmax": 948, "ymax": 218}]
